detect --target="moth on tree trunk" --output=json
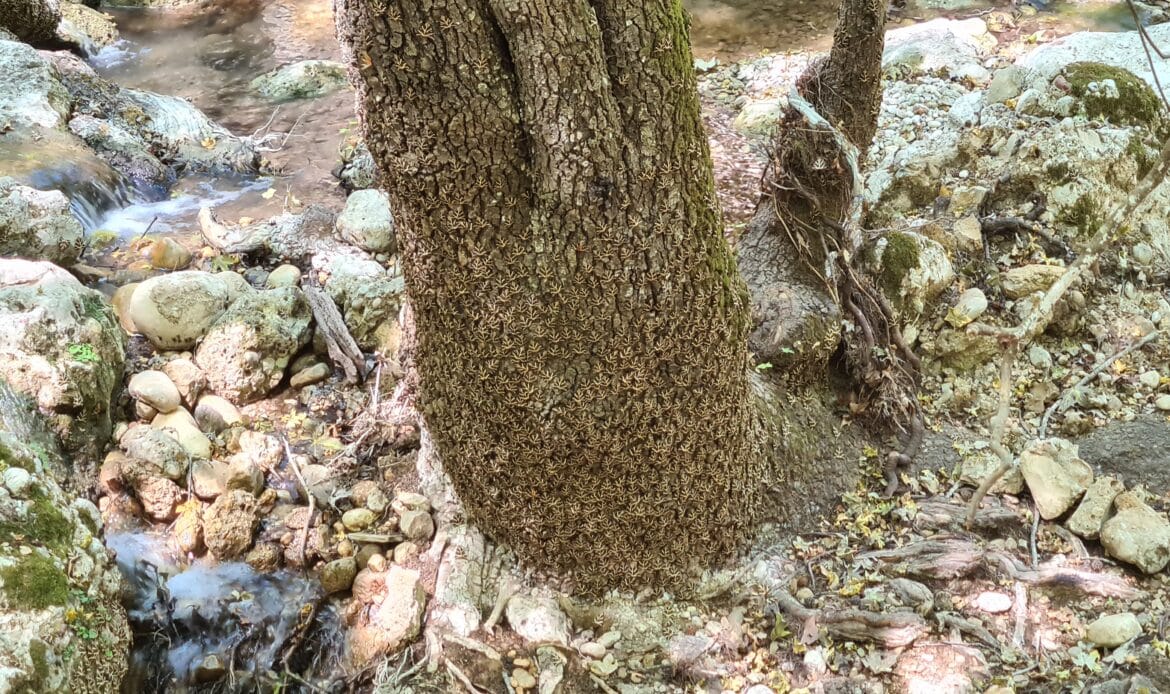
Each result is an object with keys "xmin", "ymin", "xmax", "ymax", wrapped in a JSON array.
[{"xmin": 335, "ymin": 0, "xmax": 857, "ymax": 592}]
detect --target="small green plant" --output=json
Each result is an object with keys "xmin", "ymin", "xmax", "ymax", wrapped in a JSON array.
[
  {"xmin": 66, "ymin": 343, "xmax": 99, "ymax": 364},
  {"xmin": 209, "ymin": 254, "xmax": 239, "ymax": 272}
]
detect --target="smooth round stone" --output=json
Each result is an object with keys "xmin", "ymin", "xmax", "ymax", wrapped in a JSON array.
[
  {"xmin": 342, "ymin": 507, "xmax": 377, "ymax": 531},
  {"xmin": 265, "ymin": 264, "xmax": 302, "ymax": 288},
  {"xmin": 1086, "ymin": 612, "xmax": 1141, "ymax": 648},
  {"xmin": 194, "ymin": 394, "xmax": 243, "ymax": 434},
  {"xmin": 321, "ymin": 557, "xmax": 358, "ymax": 594},
  {"xmin": 1140, "ymin": 370, "xmax": 1162, "ymax": 389},
  {"xmin": 972, "ymin": 591, "xmax": 1012, "ymax": 614},
  {"xmin": 290, "ymin": 363, "xmax": 330, "ymax": 389},
  {"xmin": 128, "ymin": 370, "xmax": 182, "ymax": 413},
  {"xmin": 1156, "ymin": 394, "xmax": 1170, "ymax": 411},
  {"xmin": 3, "ymin": 467, "xmax": 33, "ymax": 497}
]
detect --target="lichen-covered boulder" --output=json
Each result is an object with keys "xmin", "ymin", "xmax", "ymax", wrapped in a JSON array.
[
  {"xmin": 0, "ymin": 38, "xmax": 70, "ymax": 130},
  {"xmin": 127, "ymin": 271, "xmax": 247, "ymax": 350},
  {"xmin": 194, "ymin": 287, "xmax": 312, "ymax": 403},
  {"xmin": 0, "ymin": 0, "xmax": 61, "ymax": 46},
  {"xmin": 0, "ymin": 411, "xmax": 130, "ymax": 693},
  {"xmin": 0, "ymin": 177, "xmax": 84, "ymax": 265},
  {"xmin": 0, "ymin": 259, "xmax": 124, "ymax": 464}
]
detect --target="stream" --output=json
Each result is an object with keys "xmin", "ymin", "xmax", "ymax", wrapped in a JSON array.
[{"xmin": 7, "ymin": 0, "xmax": 1157, "ymax": 690}]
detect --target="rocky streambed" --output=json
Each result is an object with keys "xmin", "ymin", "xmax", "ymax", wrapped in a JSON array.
[{"xmin": 5, "ymin": 0, "xmax": 1170, "ymax": 692}]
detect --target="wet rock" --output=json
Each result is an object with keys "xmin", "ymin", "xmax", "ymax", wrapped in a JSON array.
[
  {"xmin": 290, "ymin": 362, "xmax": 329, "ymax": 389},
  {"xmin": 161, "ymin": 357, "xmax": 206, "ymax": 407},
  {"xmin": 173, "ymin": 501, "xmax": 203, "ymax": 554},
  {"xmin": 342, "ymin": 508, "xmax": 376, "ymax": 531},
  {"xmin": 399, "ymin": 509, "xmax": 434, "ymax": 542},
  {"xmin": 245, "ymin": 542, "xmax": 282, "ymax": 572},
  {"xmin": 129, "ymin": 272, "xmax": 237, "ymax": 350},
  {"xmin": 505, "ymin": 595, "xmax": 571, "ymax": 647},
  {"xmin": 251, "ymin": 60, "xmax": 348, "ymax": 102},
  {"xmin": 346, "ymin": 565, "xmax": 426, "ymax": 668},
  {"xmin": 1002, "ymin": 264, "xmax": 1066, "ymax": 299},
  {"xmin": 1101, "ymin": 491, "xmax": 1170, "ymax": 573},
  {"xmin": 0, "ymin": 259, "xmax": 124, "ymax": 462},
  {"xmin": 120, "ymin": 425, "xmax": 190, "ymax": 480},
  {"xmin": 0, "ymin": 177, "xmax": 84, "ymax": 265},
  {"xmin": 321, "ymin": 557, "xmax": 357, "ymax": 594},
  {"xmin": 141, "ymin": 237, "xmax": 192, "ymax": 271},
  {"xmin": 194, "ymin": 287, "xmax": 311, "ymax": 402},
  {"xmin": 152, "ymin": 407, "xmax": 211, "ymax": 460},
  {"xmin": 203, "ymin": 490, "xmax": 259, "ymax": 559},
  {"xmin": 128, "ymin": 370, "xmax": 181, "ymax": 414},
  {"xmin": 265, "ymin": 264, "xmax": 301, "ymax": 288},
  {"xmin": 193, "ymin": 394, "xmax": 242, "ymax": 434},
  {"xmin": 1019, "ymin": 438, "xmax": 1093, "ymax": 519},
  {"xmin": 1086, "ymin": 613, "xmax": 1142, "ymax": 648},
  {"xmin": 1067, "ymin": 476, "xmax": 1125, "ymax": 540}
]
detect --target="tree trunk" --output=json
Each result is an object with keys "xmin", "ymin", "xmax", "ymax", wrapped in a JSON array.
[
  {"xmin": 1, "ymin": 0, "xmax": 61, "ymax": 45},
  {"xmin": 335, "ymin": 0, "xmax": 856, "ymax": 591}
]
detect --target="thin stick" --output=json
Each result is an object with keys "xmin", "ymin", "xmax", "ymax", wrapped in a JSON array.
[
  {"xmin": 283, "ymin": 436, "xmax": 316, "ymax": 567},
  {"xmin": 1038, "ymin": 330, "xmax": 1160, "ymax": 438},
  {"xmin": 1029, "ymin": 501, "xmax": 1041, "ymax": 569},
  {"xmin": 137, "ymin": 215, "xmax": 159, "ymax": 241},
  {"xmin": 965, "ymin": 343, "xmax": 1017, "ymax": 526}
]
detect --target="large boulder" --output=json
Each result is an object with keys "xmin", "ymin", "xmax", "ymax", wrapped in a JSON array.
[
  {"xmin": 0, "ymin": 408, "xmax": 130, "ymax": 693},
  {"xmin": 0, "ymin": 38, "xmax": 70, "ymax": 130},
  {"xmin": 127, "ymin": 271, "xmax": 247, "ymax": 350},
  {"xmin": 0, "ymin": 177, "xmax": 84, "ymax": 265},
  {"xmin": 194, "ymin": 287, "xmax": 312, "ymax": 403},
  {"xmin": 0, "ymin": 259, "xmax": 123, "ymax": 463}
]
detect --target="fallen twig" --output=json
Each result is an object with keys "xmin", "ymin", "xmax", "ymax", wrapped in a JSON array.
[
  {"xmin": 965, "ymin": 343, "xmax": 1018, "ymax": 526},
  {"xmin": 775, "ymin": 587, "xmax": 927, "ymax": 648},
  {"xmin": 283, "ymin": 436, "xmax": 316, "ymax": 567}
]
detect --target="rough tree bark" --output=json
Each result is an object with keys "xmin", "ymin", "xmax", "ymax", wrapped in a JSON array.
[{"xmin": 335, "ymin": 0, "xmax": 855, "ymax": 591}]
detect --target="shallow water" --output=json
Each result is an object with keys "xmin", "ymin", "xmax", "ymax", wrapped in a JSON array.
[{"xmin": 107, "ymin": 528, "xmax": 334, "ymax": 692}]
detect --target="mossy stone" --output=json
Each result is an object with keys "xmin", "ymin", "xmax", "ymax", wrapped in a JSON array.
[
  {"xmin": 0, "ymin": 552, "xmax": 69, "ymax": 609},
  {"xmin": 1063, "ymin": 62, "xmax": 1165, "ymax": 128}
]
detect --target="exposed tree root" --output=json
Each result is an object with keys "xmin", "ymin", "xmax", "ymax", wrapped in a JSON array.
[{"xmin": 775, "ymin": 588, "xmax": 927, "ymax": 648}]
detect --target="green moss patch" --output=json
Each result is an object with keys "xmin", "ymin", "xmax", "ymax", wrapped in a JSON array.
[
  {"xmin": 876, "ymin": 232, "xmax": 922, "ymax": 297},
  {"xmin": 1058, "ymin": 193, "xmax": 1104, "ymax": 237},
  {"xmin": 1063, "ymin": 62, "xmax": 1165, "ymax": 127},
  {"xmin": 0, "ymin": 489, "xmax": 72, "ymax": 551},
  {"xmin": 0, "ymin": 552, "xmax": 69, "ymax": 609}
]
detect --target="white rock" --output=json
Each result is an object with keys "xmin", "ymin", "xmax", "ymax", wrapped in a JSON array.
[
  {"xmin": 152, "ymin": 407, "xmax": 211, "ymax": 460},
  {"xmin": 128, "ymin": 370, "xmax": 181, "ymax": 414},
  {"xmin": 973, "ymin": 591, "xmax": 1013, "ymax": 614},
  {"xmin": 945, "ymin": 288, "xmax": 988, "ymax": 328},
  {"xmin": 1019, "ymin": 438, "xmax": 1093, "ymax": 519},
  {"xmin": 506, "ymin": 595, "xmax": 571, "ymax": 647},
  {"xmin": 265, "ymin": 264, "xmax": 302, "ymax": 288},
  {"xmin": 128, "ymin": 271, "xmax": 234, "ymax": 349},
  {"xmin": 1101, "ymin": 491, "xmax": 1170, "ymax": 573},
  {"xmin": 1085, "ymin": 612, "xmax": 1141, "ymax": 648}
]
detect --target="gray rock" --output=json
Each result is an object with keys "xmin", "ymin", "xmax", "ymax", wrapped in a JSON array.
[
  {"xmin": 290, "ymin": 362, "xmax": 330, "ymax": 389},
  {"xmin": 505, "ymin": 595, "xmax": 571, "ymax": 647},
  {"xmin": 128, "ymin": 272, "xmax": 237, "ymax": 350},
  {"xmin": 732, "ymin": 97, "xmax": 783, "ymax": 137},
  {"xmin": 399, "ymin": 509, "xmax": 434, "ymax": 542},
  {"xmin": 947, "ymin": 91, "xmax": 983, "ymax": 127},
  {"xmin": 986, "ymin": 66, "xmax": 1027, "ymax": 104},
  {"xmin": 1085, "ymin": 613, "xmax": 1142, "ymax": 648},
  {"xmin": 1100, "ymin": 491, "xmax": 1170, "ymax": 573},
  {"xmin": 251, "ymin": 60, "xmax": 349, "ymax": 102},
  {"xmin": 2, "ymin": 466, "xmax": 32, "ymax": 497},
  {"xmin": 0, "ymin": 259, "xmax": 124, "ymax": 461},
  {"xmin": 335, "ymin": 140, "xmax": 376, "ymax": 191},
  {"xmin": 0, "ymin": 177, "xmax": 83, "ymax": 265},
  {"xmin": 1066, "ymin": 476, "xmax": 1125, "ymax": 540},
  {"xmin": 1019, "ymin": 438, "xmax": 1093, "ymax": 519},
  {"xmin": 128, "ymin": 370, "xmax": 181, "ymax": 414},
  {"xmin": 193, "ymin": 394, "xmax": 243, "ymax": 434},
  {"xmin": 882, "ymin": 18, "xmax": 991, "ymax": 80},
  {"xmin": 120, "ymin": 425, "xmax": 190, "ymax": 480},
  {"xmin": 336, "ymin": 189, "xmax": 396, "ymax": 253},
  {"xmin": 1077, "ymin": 416, "xmax": 1170, "ymax": 494},
  {"xmin": 194, "ymin": 287, "xmax": 311, "ymax": 403}
]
